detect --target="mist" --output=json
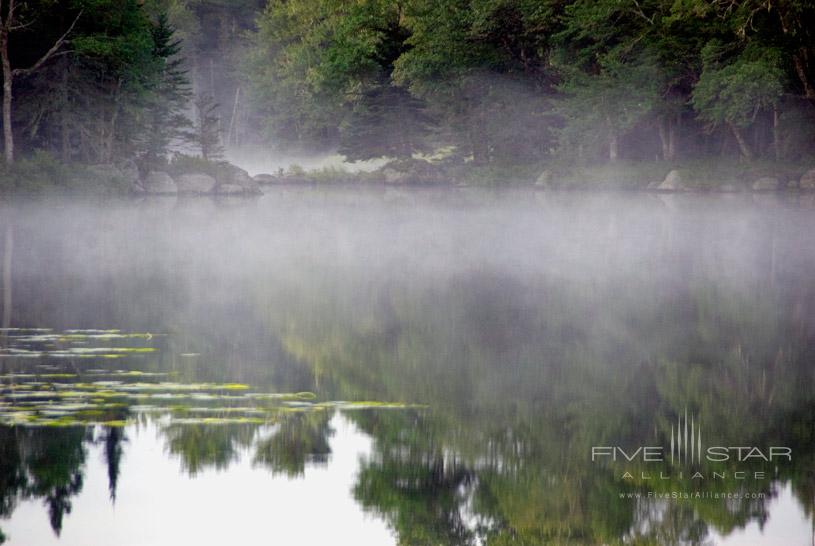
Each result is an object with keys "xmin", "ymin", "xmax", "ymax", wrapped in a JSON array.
[
  {"xmin": 3, "ymin": 191, "xmax": 812, "ymax": 351},
  {"xmin": 2, "ymin": 1, "xmax": 815, "ymax": 544}
]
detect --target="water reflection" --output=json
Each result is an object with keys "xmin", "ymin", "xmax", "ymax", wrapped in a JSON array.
[{"xmin": 0, "ymin": 190, "xmax": 814, "ymax": 545}]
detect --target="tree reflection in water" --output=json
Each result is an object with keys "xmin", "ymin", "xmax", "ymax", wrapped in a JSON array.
[{"xmin": 1, "ymin": 195, "xmax": 814, "ymax": 544}]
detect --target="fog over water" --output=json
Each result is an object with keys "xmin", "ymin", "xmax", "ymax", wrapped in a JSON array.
[{"xmin": 1, "ymin": 189, "xmax": 815, "ymax": 545}]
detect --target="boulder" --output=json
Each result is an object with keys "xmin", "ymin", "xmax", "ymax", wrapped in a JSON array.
[
  {"xmin": 213, "ymin": 183, "xmax": 248, "ymax": 195},
  {"xmin": 657, "ymin": 170, "xmax": 684, "ymax": 191},
  {"xmin": 142, "ymin": 171, "xmax": 177, "ymax": 194},
  {"xmin": 283, "ymin": 175, "xmax": 314, "ymax": 184},
  {"xmin": 378, "ymin": 158, "xmax": 446, "ymax": 185},
  {"xmin": 118, "ymin": 159, "xmax": 140, "ymax": 185},
  {"xmin": 253, "ymin": 173, "xmax": 282, "ymax": 185},
  {"xmin": 800, "ymin": 168, "xmax": 815, "ymax": 190},
  {"xmin": 381, "ymin": 167, "xmax": 410, "ymax": 185},
  {"xmin": 176, "ymin": 173, "xmax": 217, "ymax": 194},
  {"xmin": 719, "ymin": 183, "xmax": 741, "ymax": 193},
  {"xmin": 221, "ymin": 166, "xmax": 262, "ymax": 194},
  {"xmin": 534, "ymin": 170, "xmax": 552, "ymax": 188},
  {"xmin": 751, "ymin": 177, "xmax": 779, "ymax": 191}
]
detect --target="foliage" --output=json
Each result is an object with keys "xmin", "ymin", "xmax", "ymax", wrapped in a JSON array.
[
  {"xmin": 241, "ymin": 0, "xmax": 815, "ymax": 167},
  {"xmin": 692, "ymin": 44, "xmax": 785, "ymax": 129},
  {"xmin": 167, "ymin": 153, "xmax": 233, "ymax": 180},
  {"xmin": 138, "ymin": 13, "xmax": 193, "ymax": 166},
  {"xmin": 555, "ymin": 53, "xmax": 662, "ymax": 162},
  {"xmin": 0, "ymin": 151, "xmax": 67, "ymax": 194},
  {"xmin": 3, "ymin": 0, "xmax": 815, "ymax": 192},
  {"xmin": 193, "ymin": 94, "xmax": 224, "ymax": 160}
]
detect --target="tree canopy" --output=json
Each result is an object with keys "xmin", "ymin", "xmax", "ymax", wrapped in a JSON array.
[{"xmin": 1, "ymin": 0, "xmax": 814, "ymax": 179}]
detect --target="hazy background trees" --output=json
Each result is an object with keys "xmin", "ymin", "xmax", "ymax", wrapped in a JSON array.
[{"xmin": 240, "ymin": 0, "xmax": 815, "ymax": 167}]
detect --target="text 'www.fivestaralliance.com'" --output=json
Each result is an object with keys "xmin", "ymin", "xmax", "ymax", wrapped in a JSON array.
[{"xmin": 619, "ymin": 491, "xmax": 766, "ymax": 500}]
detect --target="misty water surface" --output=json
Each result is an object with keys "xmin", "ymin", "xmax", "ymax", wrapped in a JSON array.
[{"xmin": 1, "ymin": 188, "xmax": 814, "ymax": 545}]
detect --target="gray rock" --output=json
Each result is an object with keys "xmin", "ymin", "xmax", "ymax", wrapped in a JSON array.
[
  {"xmin": 223, "ymin": 167, "xmax": 262, "ymax": 194},
  {"xmin": 646, "ymin": 180, "xmax": 661, "ymax": 189},
  {"xmin": 283, "ymin": 175, "xmax": 313, "ymax": 184},
  {"xmin": 142, "ymin": 171, "xmax": 177, "ymax": 194},
  {"xmin": 800, "ymin": 168, "xmax": 815, "ymax": 190},
  {"xmin": 534, "ymin": 170, "xmax": 552, "ymax": 187},
  {"xmin": 253, "ymin": 173, "xmax": 282, "ymax": 185},
  {"xmin": 214, "ymin": 183, "xmax": 253, "ymax": 195},
  {"xmin": 118, "ymin": 159, "xmax": 140, "ymax": 185},
  {"xmin": 378, "ymin": 159, "xmax": 446, "ymax": 185},
  {"xmin": 720, "ymin": 183, "xmax": 741, "ymax": 193},
  {"xmin": 657, "ymin": 170, "xmax": 684, "ymax": 191},
  {"xmin": 751, "ymin": 177, "xmax": 779, "ymax": 191},
  {"xmin": 381, "ymin": 168, "xmax": 409, "ymax": 184},
  {"xmin": 176, "ymin": 173, "xmax": 217, "ymax": 194}
]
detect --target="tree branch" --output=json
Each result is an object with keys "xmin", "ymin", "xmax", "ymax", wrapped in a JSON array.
[
  {"xmin": 12, "ymin": 11, "xmax": 81, "ymax": 77},
  {"xmin": 6, "ymin": 0, "xmax": 15, "ymax": 30},
  {"xmin": 629, "ymin": 0, "xmax": 654, "ymax": 25},
  {"xmin": 9, "ymin": 17, "xmax": 35, "ymax": 31}
]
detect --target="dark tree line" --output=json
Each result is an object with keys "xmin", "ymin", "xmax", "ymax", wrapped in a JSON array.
[
  {"xmin": 0, "ymin": 0, "xmax": 223, "ymax": 170},
  {"xmin": 3, "ymin": 0, "xmax": 815, "ymax": 176}
]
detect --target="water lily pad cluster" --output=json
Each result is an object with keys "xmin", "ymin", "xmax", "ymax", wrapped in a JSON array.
[{"xmin": 0, "ymin": 328, "xmax": 424, "ymax": 426}]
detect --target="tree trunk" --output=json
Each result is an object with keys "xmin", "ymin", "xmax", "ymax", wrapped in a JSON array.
[
  {"xmin": 668, "ymin": 116, "xmax": 677, "ymax": 161},
  {"xmin": 609, "ymin": 133, "xmax": 619, "ymax": 162},
  {"xmin": 729, "ymin": 123, "xmax": 753, "ymax": 160},
  {"xmin": 658, "ymin": 118, "xmax": 669, "ymax": 161},
  {"xmin": 2, "ymin": 224, "xmax": 12, "ymax": 334},
  {"xmin": 659, "ymin": 116, "xmax": 679, "ymax": 162},
  {"xmin": 1, "ymin": 27, "xmax": 14, "ymax": 164},
  {"xmin": 61, "ymin": 64, "xmax": 70, "ymax": 162},
  {"xmin": 606, "ymin": 115, "xmax": 619, "ymax": 163},
  {"xmin": 228, "ymin": 86, "xmax": 240, "ymax": 146},
  {"xmin": 103, "ymin": 79, "xmax": 121, "ymax": 163},
  {"xmin": 469, "ymin": 109, "xmax": 488, "ymax": 165},
  {"xmin": 773, "ymin": 105, "xmax": 781, "ymax": 161},
  {"xmin": 793, "ymin": 51, "xmax": 815, "ymax": 100}
]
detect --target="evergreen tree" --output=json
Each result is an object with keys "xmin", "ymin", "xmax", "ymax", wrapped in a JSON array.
[
  {"xmin": 28, "ymin": 0, "xmax": 160, "ymax": 164},
  {"xmin": 140, "ymin": 13, "xmax": 191, "ymax": 166},
  {"xmin": 193, "ymin": 93, "xmax": 223, "ymax": 160},
  {"xmin": 338, "ymin": 84, "xmax": 433, "ymax": 161}
]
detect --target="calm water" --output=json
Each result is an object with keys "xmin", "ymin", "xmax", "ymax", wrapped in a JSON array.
[{"xmin": 1, "ymin": 188, "xmax": 814, "ymax": 545}]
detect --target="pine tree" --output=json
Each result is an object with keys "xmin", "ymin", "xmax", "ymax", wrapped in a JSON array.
[
  {"xmin": 140, "ymin": 13, "xmax": 191, "ymax": 166},
  {"xmin": 338, "ymin": 85, "xmax": 433, "ymax": 161},
  {"xmin": 193, "ymin": 94, "xmax": 223, "ymax": 160}
]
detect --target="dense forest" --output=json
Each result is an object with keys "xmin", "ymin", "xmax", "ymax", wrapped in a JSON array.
[{"xmin": 1, "ymin": 0, "xmax": 815, "ymax": 191}]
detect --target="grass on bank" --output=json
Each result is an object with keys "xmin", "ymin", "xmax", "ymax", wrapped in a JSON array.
[
  {"xmin": 290, "ymin": 156, "xmax": 813, "ymax": 189},
  {"xmin": 2, "ymin": 149, "xmax": 814, "ymax": 196},
  {"xmin": 552, "ymin": 158, "xmax": 812, "ymax": 189},
  {"xmin": 0, "ymin": 151, "xmax": 131, "ymax": 196}
]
